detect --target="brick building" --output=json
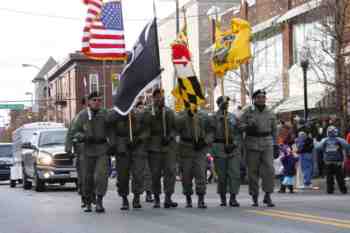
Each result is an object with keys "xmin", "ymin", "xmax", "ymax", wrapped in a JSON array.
[
  {"xmin": 218, "ymin": 0, "xmax": 350, "ymax": 117},
  {"xmin": 46, "ymin": 52, "xmax": 124, "ymax": 125}
]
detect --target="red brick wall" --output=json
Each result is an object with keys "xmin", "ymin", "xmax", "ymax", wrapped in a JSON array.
[{"xmin": 48, "ymin": 58, "xmax": 123, "ymax": 125}]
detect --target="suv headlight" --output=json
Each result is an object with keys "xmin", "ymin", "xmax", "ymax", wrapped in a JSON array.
[{"xmin": 37, "ymin": 152, "xmax": 53, "ymax": 165}]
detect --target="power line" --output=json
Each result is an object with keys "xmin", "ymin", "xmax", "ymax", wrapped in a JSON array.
[{"xmin": 0, "ymin": 6, "xmax": 245, "ymax": 22}]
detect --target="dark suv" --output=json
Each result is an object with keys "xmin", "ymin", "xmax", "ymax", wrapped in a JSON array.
[{"xmin": 0, "ymin": 143, "xmax": 13, "ymax": 181}]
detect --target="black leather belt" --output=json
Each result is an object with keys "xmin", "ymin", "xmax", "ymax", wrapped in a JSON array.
[
  {"xmin": 246, "ymin": 132, "xmax": 271, "ymax": 137},
  {"xmin": 181, "ymin": 138, "xmax": 193, "ymax": 143},
  {"xmin": 88, "ymin": 138, "xmax": 107, "ymax": 144},
  {"xmin": 214, "ymin": 138, "xmax": 232, "ymax": 144}
]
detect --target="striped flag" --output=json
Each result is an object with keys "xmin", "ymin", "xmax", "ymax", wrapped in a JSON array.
[
  {"xmin": 82, "ymin": 0, "xmax": 126, "ymax": 61},
  {"xmin": 171, "ymin": 25, "xmax": 205, "ymax": 113}
]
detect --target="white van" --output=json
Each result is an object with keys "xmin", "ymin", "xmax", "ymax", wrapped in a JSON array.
[{"xmin": 10, "ymin": 122, "xmax": 65, "ymax": 188}]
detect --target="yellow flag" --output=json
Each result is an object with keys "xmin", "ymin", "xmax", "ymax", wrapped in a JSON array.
[
  {"xmin": 227, "ymin": 18, "xmax": 252, "ymax": 66},
  {"xmin": 211, "ymin": 21, "xmax": 237, "ymax": 78},
  {"xmin": 211, "ymin": 18, "xmax": 252, "ymax": 78}
]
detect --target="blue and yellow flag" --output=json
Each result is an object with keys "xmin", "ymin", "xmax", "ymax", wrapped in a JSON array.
[{"xmin": 211, "ymin": 18, "xmax": 252, "ymax": 78}]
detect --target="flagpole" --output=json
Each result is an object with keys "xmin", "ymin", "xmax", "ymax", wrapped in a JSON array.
[
  {"xmin": 221, "ymin": 78, "xmax": 229, "ymax": 145},
  {"xmin": 129, "ymin": 113, "xmax": 134, "ymax": 142},
  {"xmin": 102, "ymin": 59, "xmax": 106, "ymax": 108},
  {"xmin": 153, "ymin": 0, "xmax": 161, "ymax": 73},
  {"xmin": 213, "ymin": 8, "xmax": 229, "ymax": 145}
]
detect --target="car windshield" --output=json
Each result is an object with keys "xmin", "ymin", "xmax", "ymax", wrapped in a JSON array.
[
  {"xmin": 0, "ymin": 145, "xmax": 12, "ymax": 158},
  {"xmin": 39, "ymin": 131, "xmax": 67, "ymax": 147}
]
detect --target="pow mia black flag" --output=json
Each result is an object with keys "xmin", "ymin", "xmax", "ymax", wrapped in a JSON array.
[{"xmin": 113, "ymin": 18, "xmax": 161, "ymax": 115}]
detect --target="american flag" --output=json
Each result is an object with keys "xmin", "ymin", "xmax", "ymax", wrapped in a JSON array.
[{"xmin": 82, "ymin": 0, "xmax": 126, "ymax": 60}]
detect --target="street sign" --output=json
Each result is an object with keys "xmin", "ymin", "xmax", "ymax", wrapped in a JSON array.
[{"xmin": 0, "ymin": 104, "xmax": 25, "ymax": 110}]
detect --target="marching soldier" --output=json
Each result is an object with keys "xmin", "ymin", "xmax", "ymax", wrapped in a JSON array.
[
  {"xmin": 145, "ymin": 89, "xmax": 178, "ymax": 208},
  {"xmin": 175, "ymin": 108, "xmax": 213, "ymax": 208},
  {"xmin": 240, "ymin": 89, "xmax": 277, "ymax": 207},
  {"xmin": 65, "ymin": 99, "xmax": 88, "ymax": 208},
  {"xmin": 135, "ymin": 100, "xmax": 154, "ymax": 203},
  {"xmin": 72, "ymin": 92, "xmax": 110, "ymax": 213},
  {"xmin": 210, "ymin": 96, "xmax": 242, "ymax": 207},
  {"xmin": 108, "ymin": 105, "xmax": 149, "ymax": 210}
]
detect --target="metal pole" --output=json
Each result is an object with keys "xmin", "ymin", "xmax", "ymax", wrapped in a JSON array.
[
  {"xmin": 302, "ymin": 65, "xmax": 309, "ymax": 122},
  {"xmin": 173, "ymin": 0, "xmax": 180, "ymax": 105},
  {"xmin": 175, "ymin": 0, "xmax": 180, "ymax": 34},
  {"xmin": 102, "ymin": 60, "xmax": 106, "ymax": 108}
]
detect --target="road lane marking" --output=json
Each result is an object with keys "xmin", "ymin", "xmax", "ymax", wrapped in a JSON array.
[
  {"xmin": 247, "ymin": 210, "xmax": 350, "ymax": 229},
  {"xmin": 265, "ymin": 210, "xmax": 350, "ymax": 225}
]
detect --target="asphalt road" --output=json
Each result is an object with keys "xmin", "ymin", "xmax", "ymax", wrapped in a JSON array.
[{"xmin": 0, "ymin": 179, "xmax": 349, "ymax": 233}]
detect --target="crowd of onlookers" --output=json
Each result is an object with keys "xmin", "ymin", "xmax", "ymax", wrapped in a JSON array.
[{"xmin": 274, "ymin": 118, "xmax": 350, "ymax": 194}]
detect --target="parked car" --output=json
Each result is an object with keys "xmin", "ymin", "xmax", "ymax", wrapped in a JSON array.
[
  {"xmin": 21, "ymin": 128, "xmax": 77, "ymax": 192},
  {"xmin": 0, "ymin": 143, "xmax": 13, "ymax": 182}
]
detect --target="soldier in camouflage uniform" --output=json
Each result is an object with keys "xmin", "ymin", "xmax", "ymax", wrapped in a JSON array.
[
  {"xmin": 135, "ymin": 101, "xmax": 154, "ymax": 203},
  {"xmin": 72, "ymin": 92, "xmax": 110, "ymax": 213},
  {"xmin": 210, "ymin": 96, "xmax": 242, "ymax": 207},
  {"xmin": 144, "ymin": 89, "xmax": 178, "ymax": 208},
  {"xmin": 108, "ymin": 106, "xmax": 149, "ymax": 210},
  {"xmin": 65, "ymin": 99, "xmax": 88, "ymax": 208},
  {"xmin": 175, "ymin": 109, "xmax": 213, "ymax": 208},
  {"xmin": 240, "ymin": 90, "xmax": 277, "ymax": 207}
]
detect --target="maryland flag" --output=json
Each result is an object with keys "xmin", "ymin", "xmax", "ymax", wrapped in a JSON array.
[
  {"xmin": 211, "ymin": 18, "xmax": 252, "ymax": 78},
  {"xmin": 171, "ymin": 26, "xmax": 205, "ymax": 113}
]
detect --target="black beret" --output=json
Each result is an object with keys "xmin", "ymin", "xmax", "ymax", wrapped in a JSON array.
[
  {"xmin": 88, "ymin": 92, "xmax": 101, "ymax": 100},
  {"xmin": 252, "ymin": 89, "xmax": 266, "ymax": 99},
  {"xmin": 152, "ymin": 88, "xmax": 162, "ymax": 97},
  {"xmin": 216, "ymin": 96, "xmax": 230, "ymax": 105}
]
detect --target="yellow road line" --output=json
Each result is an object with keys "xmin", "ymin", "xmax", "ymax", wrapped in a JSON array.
[
  {"xmin": 265, "ymin": 210, "xmax": 350, "ymax": 225},
  {"xmin": 247, "ymin": 210, "xmax": 350, "ymax": 229}
]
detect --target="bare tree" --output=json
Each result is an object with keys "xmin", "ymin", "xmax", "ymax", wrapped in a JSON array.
[{"xmin": 305, "ymin": 0, "xmax": 350, "ymax": 132}]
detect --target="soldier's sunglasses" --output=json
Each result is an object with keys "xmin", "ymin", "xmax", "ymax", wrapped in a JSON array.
[{"xmin": 91, "ymin": 98, "xmax": 102, "ymax": 102}]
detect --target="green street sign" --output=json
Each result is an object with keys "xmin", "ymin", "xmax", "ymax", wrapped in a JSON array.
[{"xmin": 0, "ymin": 104, "xmax": 25, "ymax": 110}]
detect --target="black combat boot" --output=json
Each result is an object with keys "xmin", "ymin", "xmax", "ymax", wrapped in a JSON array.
[
  {"xmin": 251, "ymin": 195, "xmax": 259, "ymax": 207},
  {"xmin": 145, "ymin": 191, "xmax": 154, "ymax": 203},
  {"xmin": 132, "ymin": 194, "xmax": 142, "ymax": 209},
  {"xmin": 278, "ymin": 185, "xmax": 286, "ymax": 193},
  {"xmin": 219, "ymin": 193, "xmax": 227, "ymax": 207},
  {"xmin": 120, "ymin": 196, "xmax": 129, "ymax": 211},
  {"xmin": 153, "ymin": 194, "xmax": 161, "ymax": 208},
  {"xmin": 263, "ymin": 193, "xmax": 275, "ymax": 207},
  {"xmin": 185, "ymin": 195, "xmax": 192, "ymax": 208},
  {"xmin": 95, "ymin": 195, "xmax": 105, "ymax": 213},
  {"xmin": 197, "ymin": 194, "xmax": 207, "ymax": 209},
  {"xmin": 91, "ymin": 194, "xmax": 96, "ymax": 205},
  {"xmin": 288, "ymin": 185, "xmax": 294, "ymax": 193},
  {"xmin": 84, "ymin": 202, "xmax": 92, "ymax": 212},
  {"xmin": 164, "ymin": 194, "xmax": 178, "ymax": 208},
  {"xmin": 229, "ymin": 194, "xmax": 240, "ymax": 207},
  {"xmin": 81, "ymin": 196, "xmax": 87, "ymax": 208}
]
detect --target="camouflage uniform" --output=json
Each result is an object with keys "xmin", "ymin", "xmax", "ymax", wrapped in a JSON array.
[
  {"xmin": 210, "ymin": 109, "xmax": 242, "ymax": 207},
  {"xmin": 72, "ymin": 108, "xmax": 110, "ymax": 211},
  {"xmin": 144, "ymin": 106, "xmax": 178, "ymax": 208},
  {"xmin": 175, "ymin": 110, "xmax": 213, "ymax": 208},
  {"xmin": 240, "ymin": 104, "xmax": 277, "ymax": 206},
  {"xmin": 108, "ymin": 109, "xmax": 149, "ymax": 209}
]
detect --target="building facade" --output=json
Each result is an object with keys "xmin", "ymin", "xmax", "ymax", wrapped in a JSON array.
[
  {"xmin": 46, "ymin": 52, "xmax": 124, "ymax": 125},
  {"xmin": 158, "ymin": 0, "xmax": 241, "ymax": 109},
  {"xmin": 219, "ymin": 0, "xmax": 350, "ymax": 116}
]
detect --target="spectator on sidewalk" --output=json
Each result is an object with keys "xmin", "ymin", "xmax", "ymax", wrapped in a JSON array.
[
  {"xmin": 316, "ymin": 126, "xmax": 349, "ymax": 194},
  {"xmin": 295, "ymin": 131, "xmax": 314, "ymax": 188},
  {"xmin": 279, "ymin": 144, "xmax": 298, "ymax": 193}
]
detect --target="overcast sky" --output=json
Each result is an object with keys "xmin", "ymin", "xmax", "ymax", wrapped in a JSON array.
[{"xmin": 0, "ymin": 0, "xmax": 176, "ymax": 125}]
